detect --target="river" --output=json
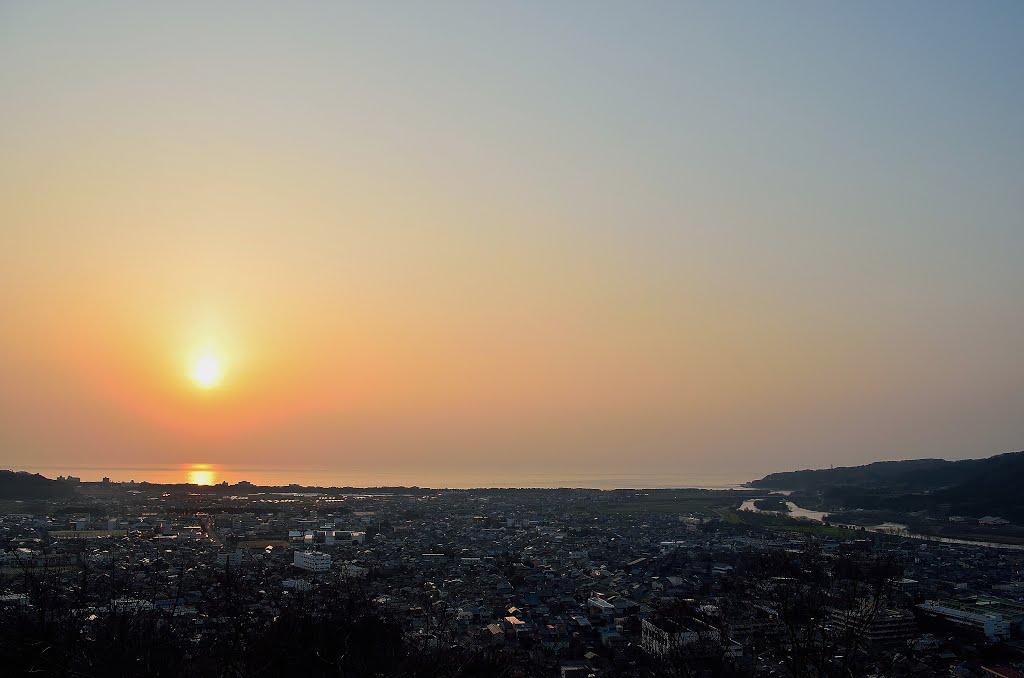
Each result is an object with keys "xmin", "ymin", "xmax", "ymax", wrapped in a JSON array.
[{"xmin": 738, "ymin": 498, "xmax": 1024, "ymax": 551}]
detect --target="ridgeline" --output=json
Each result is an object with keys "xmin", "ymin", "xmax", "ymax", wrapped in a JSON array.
[{"xmin": 749, "ymin": 450, "xmax": 1024, "ymax": 523}]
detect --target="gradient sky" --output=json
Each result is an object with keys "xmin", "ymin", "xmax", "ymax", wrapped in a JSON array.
[{"xmin": 2, "ymin": 2, "xmax": 1022, "ymax": 482}]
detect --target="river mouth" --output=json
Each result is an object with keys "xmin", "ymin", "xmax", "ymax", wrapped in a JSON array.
[
  {"xmin": 737, "ymin": 497, "xmax": 1024, "ymax": 551},
  {"xmin": 739, "ymin": 497, "xmax": 829, "ymax": 522}
]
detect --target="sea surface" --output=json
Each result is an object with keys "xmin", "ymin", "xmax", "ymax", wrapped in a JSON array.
[{"xmin": 15, "ymin": 464, "xmax": 754, "ymax": 490}]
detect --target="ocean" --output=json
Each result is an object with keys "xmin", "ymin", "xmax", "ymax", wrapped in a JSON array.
[{"xmin": 14, "ymin": 464, "xmax": 753, "ymax": 490}]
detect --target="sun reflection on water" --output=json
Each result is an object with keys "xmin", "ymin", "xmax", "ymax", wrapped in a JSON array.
[{"xmin": 185, "ymin": 464, "xmax": 218, "ymax": 486}]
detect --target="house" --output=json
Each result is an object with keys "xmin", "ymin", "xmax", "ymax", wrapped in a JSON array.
[{"xmin": 588, "ymin": 596, "xmax": 615, "ymax": 616}]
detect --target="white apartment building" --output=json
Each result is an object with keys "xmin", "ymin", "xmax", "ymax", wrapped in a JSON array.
[
  {"xmin": 293, "ymin": 550, "xmax": 332, "ymax": 572},
  {"xmin": 918, "ymin": 600, "xmax": 1010, "ymax": 642}
]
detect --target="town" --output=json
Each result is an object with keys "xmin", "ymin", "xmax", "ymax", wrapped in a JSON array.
[{"xmin": 2, "ymin": 477, "xmax": 1023, "ymax": 677}]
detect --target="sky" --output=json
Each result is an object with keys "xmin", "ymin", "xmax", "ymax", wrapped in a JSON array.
[{"xmin": 1, "ymin": 2, "xmax": 1022, "ymax": 484}]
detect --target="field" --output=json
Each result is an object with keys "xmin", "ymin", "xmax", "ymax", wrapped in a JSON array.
[
  {"xmin": 236, "ymin": 539, "xmax": 289, "ymax": 550},
  {"xmin": 765, "ymin": 523, "xmax": 861, "ymax": 538},
  {"xmin": 49, "ymin": 529, "xmax": 128, "ymax": 539},
  {"xmin": 592, "ymin": 489, "xmax": 864, "ymax": 539},
  {"xmin": 594, "ymin": 489, "xmax": 760, "ymax": 516}
]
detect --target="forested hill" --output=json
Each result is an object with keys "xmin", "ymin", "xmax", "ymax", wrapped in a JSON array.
[
  {"xmin": 0, "ymin": 470, "xmax": 77, "ymax": 500},
  {"xmin": 748, "ymin": 451, "xmax": 1024, "ymax": 522},
  {"xmin": 748, "ymin": 452, "xmax": 1024, "ymax": 492}
]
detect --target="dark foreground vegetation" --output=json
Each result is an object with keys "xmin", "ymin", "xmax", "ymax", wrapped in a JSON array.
[
  {"xmin": 0, "ymin": 545, "xmax": 925, "ymax": 678},
  {"xmin": 0, "ymin": 563, "xmax": 509, "ymax": 678}
]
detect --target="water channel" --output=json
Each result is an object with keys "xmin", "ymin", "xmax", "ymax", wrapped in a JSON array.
[{"xmin": 738, "ymin": 497, "xmax": 1024, "ymax": 551}]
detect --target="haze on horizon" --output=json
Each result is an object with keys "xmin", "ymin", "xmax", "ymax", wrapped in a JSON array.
[{"xmin": 1, "ymin": 2, "xmax": 1022, "ymax": 483}]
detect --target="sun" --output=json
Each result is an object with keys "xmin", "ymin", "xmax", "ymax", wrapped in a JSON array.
[
  {"xmin": 191, "ymin": 354, "xmax": 224, "ymax": 389},
  {"xmin": 185, "ymin": 463, "xmax": 218, "ymax": 485}
]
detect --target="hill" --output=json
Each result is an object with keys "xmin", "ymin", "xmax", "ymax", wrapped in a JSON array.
[
  {"xmin": 749, "ymin": 452, "xmax": 1023, "ymax": 491},
  {"xmin": 749, "ymin": 451, "xmax": 1024, "ymax": 522},
  {"xmin": 0, "ymin": 470, "xmax": 78, "ymax": 500}
]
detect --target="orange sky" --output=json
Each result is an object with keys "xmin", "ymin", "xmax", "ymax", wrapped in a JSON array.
[{"xmin": 2, "ymin": 3, "xmax": 1022, "ymax": 482}]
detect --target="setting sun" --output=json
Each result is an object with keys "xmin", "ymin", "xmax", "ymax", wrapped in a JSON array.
[
  {"xmin": 185, "ymin": 463, "xmax": 218, "ymax": 485},
  {"xmin": 191, "ymin": 354, "xmax": 224, "ymax": 389}
]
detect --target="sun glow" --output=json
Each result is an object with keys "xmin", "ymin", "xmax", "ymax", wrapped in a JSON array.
[
  {"xmin": 185, "ymin": 464, "xmax": 218, "ymax": 485},
  {"xmin": 191, "ymin": 354, "xmax": 224, "ymax": 389}
]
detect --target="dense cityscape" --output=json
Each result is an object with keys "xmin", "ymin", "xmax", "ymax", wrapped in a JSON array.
[{"xmin": 2, "ymin": 475, "xmax": 1023, "ymax": 677}]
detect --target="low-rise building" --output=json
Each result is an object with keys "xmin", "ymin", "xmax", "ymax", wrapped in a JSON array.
[
  {"xmin": 216, "ymin": 550, "xmax": 242, "ymax": 568},
  {"xmin": 829, "ymin": 606, "xmax": 917, "ymax": 645},
  {"xmin": 641, "ymin": 616, "xmax": 732, "ymax": 658}
]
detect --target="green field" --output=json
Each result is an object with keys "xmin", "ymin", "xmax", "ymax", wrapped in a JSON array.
[
  {"xmin": 768, "ymin": 524, "xmax": 860, "ymax": 538},
  {"xmin": 236, "ymin": 539, "xmax": 289, "ymax": 550},
  {"xmin": 593, "ymin": 490, "xmax": 759, "ymax": 516},
  {"xmin": 591, "ymin": 491, "xmax": 863, "ymax": 540}
]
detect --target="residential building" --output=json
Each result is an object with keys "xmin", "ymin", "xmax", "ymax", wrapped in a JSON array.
[{"xmin": 293, "ymin": 550, "xmax": 332, "ymax": 572}]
